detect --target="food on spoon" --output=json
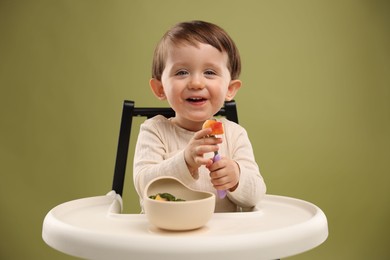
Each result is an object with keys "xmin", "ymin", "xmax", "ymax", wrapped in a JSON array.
[
  {"xmin": 149, "ymin": 193, "xmax": 185, "ymax": 202},
  {"xmin": 202, "ymin": 119, "xmax": 224, "ymax": 135}
]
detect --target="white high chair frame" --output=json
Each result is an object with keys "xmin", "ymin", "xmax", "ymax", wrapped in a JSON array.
[{"xmin": 42, "ymin": 100, "xmax": 328, "ymax": 260}]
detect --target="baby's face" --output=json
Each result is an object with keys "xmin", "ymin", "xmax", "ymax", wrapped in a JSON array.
[{"xmin": 159, "ymin": 42, "xmax": 237, "ymax": 130}]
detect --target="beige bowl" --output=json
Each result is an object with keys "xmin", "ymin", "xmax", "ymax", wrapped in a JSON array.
[{"xmin": 144, "ymin": 176, "xmax": 215, "ymax": 231}]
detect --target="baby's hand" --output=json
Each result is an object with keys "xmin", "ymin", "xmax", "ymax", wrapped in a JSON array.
[
  {"xmin": 208, "ymin": 157, "xmax": 240, "ymax": 191},
  {"xmin": 184, "ymin": 128, "xmax": 222, "ymax": 176}
]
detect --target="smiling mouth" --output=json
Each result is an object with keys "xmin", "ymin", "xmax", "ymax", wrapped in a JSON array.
[{"xmin": 186, "ymin": 97, "xmax": 207, "ymax": 103}]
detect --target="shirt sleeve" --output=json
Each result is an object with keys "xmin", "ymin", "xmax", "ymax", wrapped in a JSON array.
[
  {"xmin": 224, "ymin": 121, "xmax": 267, "ymax": 209},
  {"xmin": 132, "ymin": 117, "xmax": 194, "ymax": 199}
]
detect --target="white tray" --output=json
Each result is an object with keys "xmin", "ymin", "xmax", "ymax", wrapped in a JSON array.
[{"xmin": 42, "ymin": 191, "xmax": 328, "ymax": 260}]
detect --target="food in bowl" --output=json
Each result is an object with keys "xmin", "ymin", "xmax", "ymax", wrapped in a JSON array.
[{"xmin": 149, "ymin": 193, "xmax": 185, "ymax": 201}]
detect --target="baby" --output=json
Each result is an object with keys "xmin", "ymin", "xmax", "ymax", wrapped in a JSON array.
[{"xmin": 133, "ymin": 20, "xmax": 266, "ymax": 212}]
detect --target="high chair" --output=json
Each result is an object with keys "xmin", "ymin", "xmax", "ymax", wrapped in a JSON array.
[{"xmin": 42, "ymin": 100, "xmax": 328, "ymax": 260}]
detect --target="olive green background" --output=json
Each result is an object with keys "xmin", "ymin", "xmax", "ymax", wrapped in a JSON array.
[{"xmin": 1, "ymin": 0, "xmax": 389, "ymax": 259}]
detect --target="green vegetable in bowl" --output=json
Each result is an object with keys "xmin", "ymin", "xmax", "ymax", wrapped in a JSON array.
[{"xmin": 149, "ymin": 193, "xmax": 185, "ymax": 202}]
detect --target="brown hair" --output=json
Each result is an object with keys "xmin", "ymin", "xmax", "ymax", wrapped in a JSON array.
[{"xmin": 151, "ymin": 20, "xmax": 241, "ymax": 81}]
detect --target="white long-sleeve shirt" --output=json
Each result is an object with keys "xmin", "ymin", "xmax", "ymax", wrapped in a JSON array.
[{"xmin": 133, "ymin": 115, "xmax": 266, "ymax": 212}]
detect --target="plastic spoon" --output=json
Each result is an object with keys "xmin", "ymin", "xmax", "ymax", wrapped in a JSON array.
[{"xmin": 203, "ymin": 119, "xmax": 227, "ymax": 199}]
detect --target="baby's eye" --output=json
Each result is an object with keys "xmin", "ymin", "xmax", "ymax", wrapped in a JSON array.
[
  {"xmin": 204, "ymin": 70, "xmax": 217, "ymax": 76},
  {"xmin": 175, "ymin": 70, "xmax": 188, "ymax": 76}
]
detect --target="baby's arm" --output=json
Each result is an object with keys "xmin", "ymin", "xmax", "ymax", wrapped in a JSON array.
[
  {"xmin": 133, "ymin": 120, "xmax": 192, "ymax": 198},
  {"xmin": 222, "ymin": 124, "xmax": 266, "ymax": 208}
]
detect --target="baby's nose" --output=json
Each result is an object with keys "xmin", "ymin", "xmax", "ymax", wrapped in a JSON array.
[{"xmin": 188, "ymin": 75, "xmax": 205, "ymax": 89}]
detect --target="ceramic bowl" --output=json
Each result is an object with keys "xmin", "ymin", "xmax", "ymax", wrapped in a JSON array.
[{"xmin": 143, "ymin": 176, "xmax": 215, "ymax": 231}]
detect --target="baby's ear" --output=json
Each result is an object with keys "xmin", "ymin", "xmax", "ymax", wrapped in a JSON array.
[
  {"xmin": 225, "ymin": 80, "xmax": 241, "ymax": 101},
  {"xmin": 149, "ymin": 78, "xmax": 166, "ymax": 100}
]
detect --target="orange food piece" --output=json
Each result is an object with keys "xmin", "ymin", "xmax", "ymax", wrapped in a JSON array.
[{"xmin": 202, "ymin": 120, "xmax": 224, "ymax": 135}]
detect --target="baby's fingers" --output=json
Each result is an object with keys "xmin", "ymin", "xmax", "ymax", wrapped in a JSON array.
[
  {"xmin": 195, "ymin": 157, "xmax": 213, "ymax": 166},
  {"xmin": 193, "ymin": 128, "xmax": 213, "ymax": 139},
  {"xmin": 194, "ymin": 143, "xmax": 220, "ymax": 155}
]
